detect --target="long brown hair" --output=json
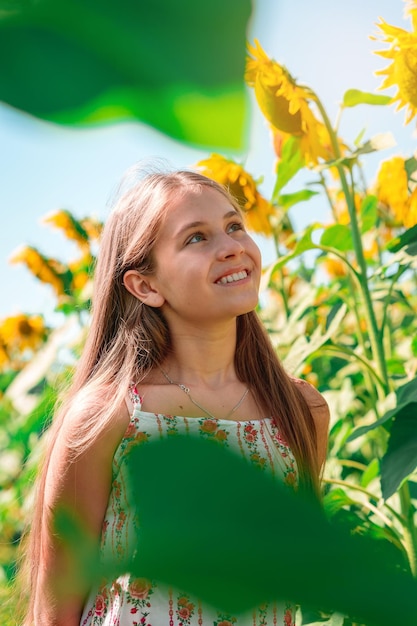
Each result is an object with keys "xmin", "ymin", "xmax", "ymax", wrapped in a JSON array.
[{"xmin": 20, "ymin": 168, "xmax": 319, "ymax": 624}]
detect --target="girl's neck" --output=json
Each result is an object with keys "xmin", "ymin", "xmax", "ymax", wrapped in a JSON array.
[{"xmin": 161, "ymin": 320, "xmax": 238, "ymax": 389}]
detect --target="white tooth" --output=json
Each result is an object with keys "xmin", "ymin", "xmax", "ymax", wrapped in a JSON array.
[{"xmin": 217, "ymin": 271, "xmax": 248, "ymax": 284}]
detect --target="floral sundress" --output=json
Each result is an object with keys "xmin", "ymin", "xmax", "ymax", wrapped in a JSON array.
[{"xmin": 80, "ymin": 386, "xmax": 298, "ymax": 626}]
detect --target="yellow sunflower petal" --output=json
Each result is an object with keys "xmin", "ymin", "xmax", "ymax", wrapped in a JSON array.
[
  {"xmin": 42, "ymin": 209, "xmax": 90, "ymax": 249},
  {"xmin": 196, "ymin": 154, "xmax": 274, "ymax": 236},
  {"xmin": 246, "ymin": 39, "xmax": 338, "ymax": 166},
  {"xmin": 9, "ymin": 245, "xmax": 66, "ymax": 296},
  {"xmin": 374, "ymin": 12, "xmax": 417, "ymax": 123},
  {"xmin": 405, "ymin": 187, "xmax": 417, "ymax": 227},
  {"xmin": 376, "ymin": 156, "xmax": 409, "ymax": 224}
]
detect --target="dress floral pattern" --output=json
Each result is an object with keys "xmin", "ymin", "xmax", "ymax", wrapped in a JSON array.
[{"xmin": 80, "ymin": 386, "xmax": 298, "ymax": 626}]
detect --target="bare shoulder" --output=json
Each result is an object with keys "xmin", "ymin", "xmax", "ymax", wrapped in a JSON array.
[
  {"xmin": 44, "ymin": 385, "xmax": 131, "ymax": 534},
  {"xmin": 291, "ymin": 377, "xmax": 329, "ymax": 411},
  {"xmin": 291, "ymin": 377, "xmax": 330, "ymax": 467},
  {"xmin": 45, "ymin": 385, "xmax": 131, "ymax": 504}
]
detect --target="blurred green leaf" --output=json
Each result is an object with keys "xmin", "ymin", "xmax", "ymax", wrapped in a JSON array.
[
  {"xmin": 273, "ymin": 137, "xmax": 305, "ymax": 198},
  {"xmin": 381, "ymin": 403, "xmax": 417, "ymax": 500},
  {"xmin": 17, "ymin": 384, "xmax": 56, "ymax": 439},
  {"xmin": 0, "ymin": 0, "xmax": 251, "ymax": 148},
  {"xmin": 404, "ymin": 156, "xmax": 417, "ymax": 181},
  {"xmin": 320, "ymin": 224, "xmax": 353, "ymax": 252},
  {"xmin": 0, "ymin": 372, "xmax": 18, "ymax": 394},
  {"xmin": 387, "ymin": 224, "xmax": 417, "ymax": 254},
  {"xmin": 301, "ymin": 612, "xmax": 345, "ymax": 626},
  {"xmin": 267, "ymin": 224, "xmax": 320, "ymax": 274},
  {"xmin": 361, "ymin": 458, "xmax": 380, "ymax": 489},
  {"xmin": 323, "ymin": 488, "xmax": 356, "ymax": 516},
  {"xmin": 342, "ymin": 89, "xmax": 392, "ymax": 107},
  {"xmin": 123, "ymin": 437, "xmax": 417, "ymax": 625},
  {"xmin": 276, "ymin": 189, "xmax": 319, "ymax": 211},
  {"xmin": 360, "ymin": 195, "xmax": 378, "ymax": 234}
]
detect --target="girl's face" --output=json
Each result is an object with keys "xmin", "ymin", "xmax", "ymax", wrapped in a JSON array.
[{"xmin": 148, "ymin": 187, "xmax": 262, "ymax": 329}]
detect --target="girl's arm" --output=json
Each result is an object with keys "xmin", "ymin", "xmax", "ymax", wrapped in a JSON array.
[{"xmin": 33, "ymin": 399, "xmax": 130, "ymax": 626}]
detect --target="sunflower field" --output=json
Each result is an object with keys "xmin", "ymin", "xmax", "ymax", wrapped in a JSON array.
[{"xmin": 1, "ymin": 2, "xmax": 417, "ymax": 625}]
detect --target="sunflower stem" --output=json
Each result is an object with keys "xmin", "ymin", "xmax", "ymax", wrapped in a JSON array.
[
  {"xmin": 399, "ymin": 482, "xmax": 417, "ymax": 577},
  {"xmin": 311, "ymin": 91, "xmax": 390, "ymax": 395}
]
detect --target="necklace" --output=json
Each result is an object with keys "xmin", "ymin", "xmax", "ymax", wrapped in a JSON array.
[{"xmin": 159, "ymin": 368, "xmax": 249, "ymax": 420}]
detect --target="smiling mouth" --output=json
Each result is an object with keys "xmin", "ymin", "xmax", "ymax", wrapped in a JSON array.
[{"xmin": 216, "ymin": 270, "xmax": 248, "ymax": 285}]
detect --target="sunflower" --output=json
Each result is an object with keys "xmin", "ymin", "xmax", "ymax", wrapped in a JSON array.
[
  {"xmin": 373, "ymin": 6, "xmax": 417, "ymax": 124},
  {"xmin": 69, "ymin": 254, "xmax": 94, "ymax": 293},
  {"xmin": 245, "ymin": 40, "xmax": 333, "ymax": 166},
  {"xmin": 42, "ymin": 209, "xmax": 90, "ymax": 250},
  {"xmin": 376, "ymin": 156, "xmax": 409, "ymax": 213},
  {"xmin": 9, "ymin": 245, "xmax": 66, "ymax": 297},
  {"xmin": 375, "ymin": 156, "xmax": 414, "ymax": 226},
  {"xmin": 196, "ymin": 154, "xmax": 275, "ymax": 236},
  {"xmin": 322, "ymin": 258, "xmax": 348, "ymax": 279},
  {"xmin": 80, "ymin": 216, "xmax": 103, "ymax": 241},
  {"xmin": 0, "ymin": 339, "xmax": 9, "ymax": 369},
  {"xmin": 0, "ymin": 313, "xmax": 47, "ymax": 354}
]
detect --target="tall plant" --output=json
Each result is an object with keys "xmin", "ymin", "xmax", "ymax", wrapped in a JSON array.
[{"xmin": 197, "ymin": 6, "xmax": 417, "ymax": 623}]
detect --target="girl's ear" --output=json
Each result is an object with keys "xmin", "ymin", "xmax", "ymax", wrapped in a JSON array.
[{"xmin": 123, "ymin": 270, "xmax": 165, "ymax": 308}]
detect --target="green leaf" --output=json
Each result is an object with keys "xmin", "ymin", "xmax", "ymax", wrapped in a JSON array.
[
  {"xmin": 124, "ymin": 437, "xmax": 417, "ymax": 625},
  {"xmin": 276, "ymin": 189, "xmax": 319, "ymax": 211},
  {"xmin": 387, "ymin": 224, "xmax": 417, "ymax": 254},
  {"xmin": 302, "ymin": 612, "xmax": 345, "ymax": 626},
  {"xmin": 283, "ymin": 303, "xmax": 347, "ymax": 374},
  {"xmin": 0, "ymin": 371, "xmax": 18, "ymax": 394},
  {"xmin": 348, "ymin": 377, "xmax": 417, "ymax": 442},
  {"xmin": 0, "ymin": 0, "xmax": 251, "ymax": 148},
  {"xmin": 325, "ymin": 301, "xmax": 345, "ymax": 332},
  {"xmin": 353, "ymin": 127, "xmax": 366, "ymax": 148},
  {"xmin": 18, "ymin": 384, "xmax": 56, "ymax": 439},
  {"xmin": 320, "ymin": 224, "xmax": 353, "ymax": 252},
  {"xmin": 381, "ymin": 403, "xmax": 417, "ymax": 500},
  {"xmin": 272, "ymin": 137, "xmax": 305, "ymax": 198},
  {"xmin": 360, "ymin": 195, "xmax": 378, "ymax": 234},
  {"xmin": 323, "ymin": 488, "xmax": 356, "ymax": 517},
  {"xmin": 267, "ymin": 224, "xmax": 319, "ymax": 273},
  {"xmin": 361, "ymin": 458, "xmax": 380, "ymax": 489},
  {"xmin": 343, "ymin": 89, "xmax": 392, "ymax": 108},
  {"xmin": 386, "ymin": 358, "xmax": 407, "ymax": 377},
  {"xmin": 404, "ymin": 156, "xmax": 417, "ymax": 181}
]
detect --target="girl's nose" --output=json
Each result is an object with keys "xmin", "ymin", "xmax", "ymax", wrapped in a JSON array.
[{"xmin": 216, "ymin": 232, "xmax": 245, "ymax": 259}]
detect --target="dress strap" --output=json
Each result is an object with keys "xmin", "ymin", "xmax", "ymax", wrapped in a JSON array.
[{"xmin": 127, "ymin": 382, "xmax": 143, "ymax": 412}]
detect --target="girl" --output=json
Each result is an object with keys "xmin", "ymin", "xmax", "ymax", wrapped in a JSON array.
[{"xmin": 22, "ymin": 168, "xmax": 329, "ymax": 625}]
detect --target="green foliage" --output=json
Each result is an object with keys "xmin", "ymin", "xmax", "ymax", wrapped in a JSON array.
[
  {"xmin": 342, "ymin": 89, "xmax": 392, "ymax": 108},
  {"xmin": 53, "ymin": 437, "xmax": 417, "ymax": 626},
  {"xmin": 0, "ymin": 0, "xmax": 251, "ymax": 148}
]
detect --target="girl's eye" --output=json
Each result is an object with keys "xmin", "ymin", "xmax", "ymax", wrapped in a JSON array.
[
  {"xmin": 228, "ymin": 222, "xmax": 244, "ymax": 233},
  {"xmin": 187, "ymin": 232, "xmax": 205, "ymax": 244}
]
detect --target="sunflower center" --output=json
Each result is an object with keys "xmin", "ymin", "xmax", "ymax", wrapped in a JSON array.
[
  {"xmin": 18, "ymin": 319, "xmax": 33, "ymax": 337},
  {"xmin": 255, "ymin": 74, "xmax": 303, "ymax": 135}
]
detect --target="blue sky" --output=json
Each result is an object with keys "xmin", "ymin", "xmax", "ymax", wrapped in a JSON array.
[{"xmin": 1, "ymin": 0, "xmax": 415, "ymax": 323}]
